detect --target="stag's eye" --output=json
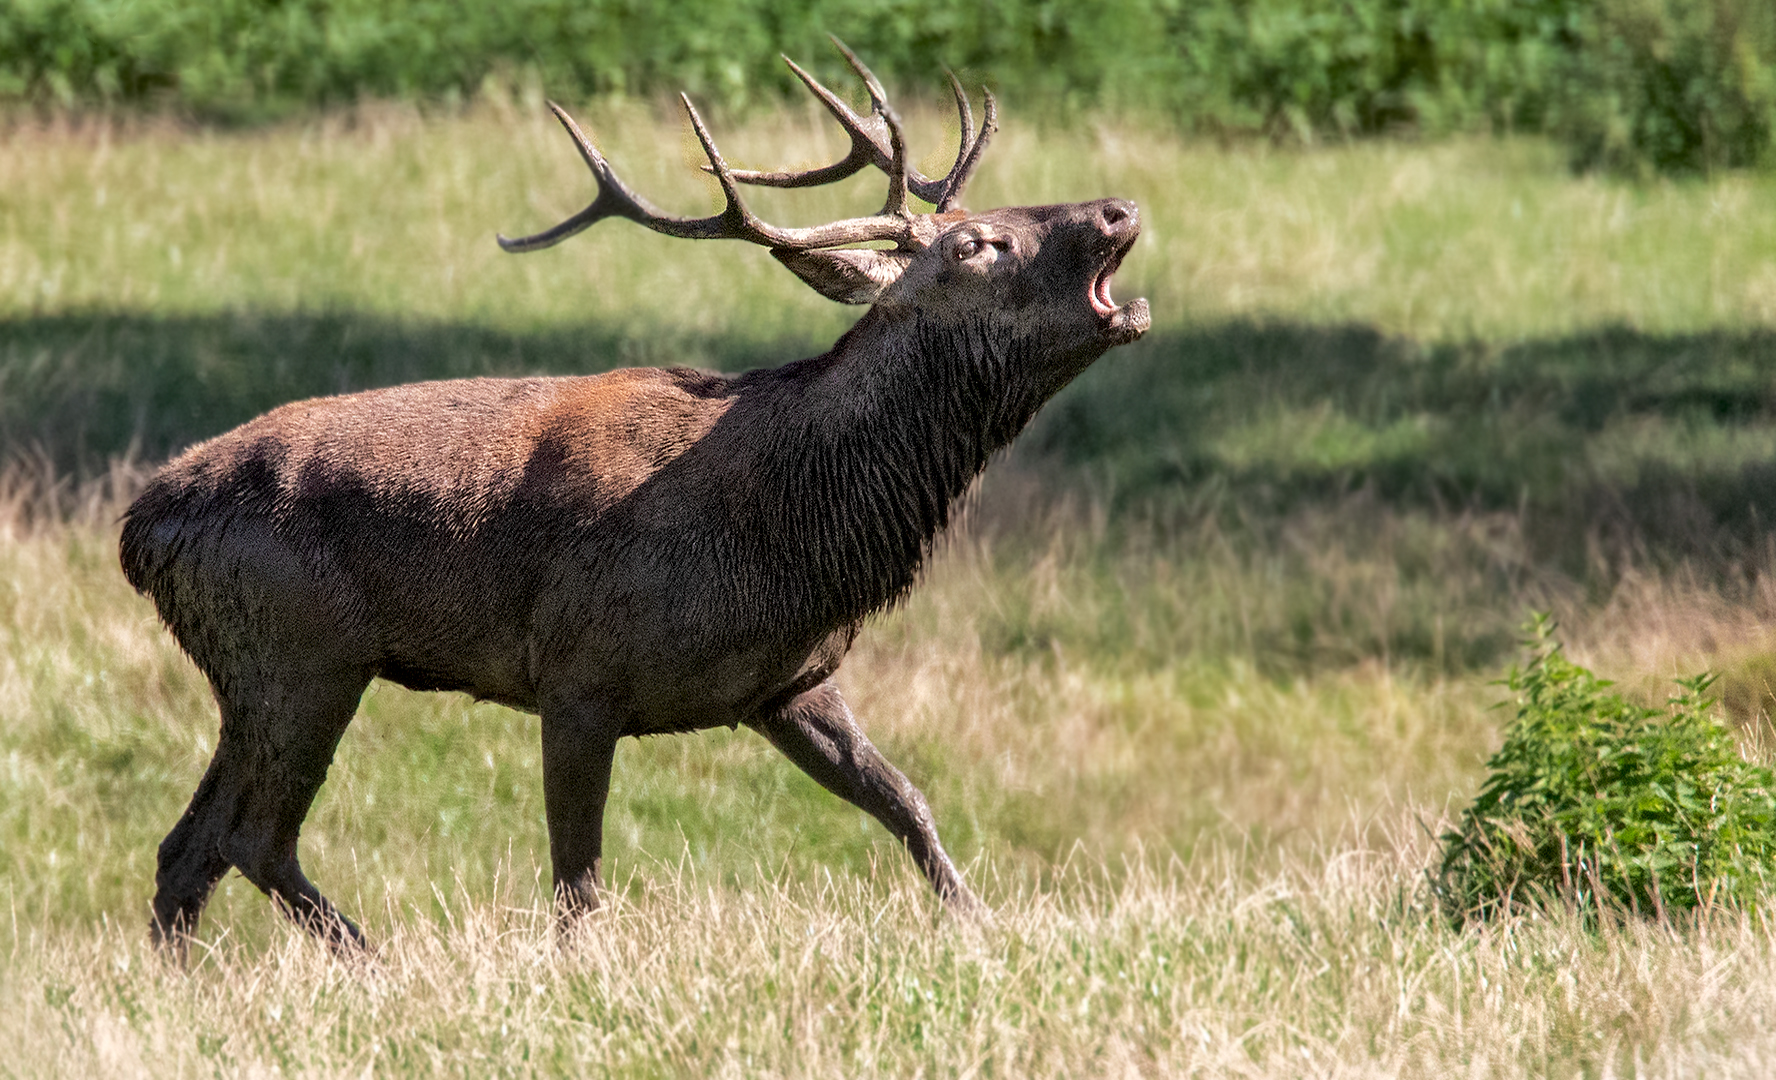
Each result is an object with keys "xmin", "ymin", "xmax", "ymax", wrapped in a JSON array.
[{"xmin": 951, "ymin": 236, "xmax": 1005, "ymax": 267}]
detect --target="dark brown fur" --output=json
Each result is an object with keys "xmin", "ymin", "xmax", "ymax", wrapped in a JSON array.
[{"xmin": 123, "ymin": 196, "xmax": 1149, "ymax": 953}]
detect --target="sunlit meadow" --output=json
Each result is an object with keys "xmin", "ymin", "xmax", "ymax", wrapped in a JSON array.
[{"xmin": 5, "ymin": 97, "xmax": 1776, "ymax": 1075}]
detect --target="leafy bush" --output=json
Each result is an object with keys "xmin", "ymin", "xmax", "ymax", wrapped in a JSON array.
[
  {"xmin": 1554, "ymin": 0, "xmax": 1776, "ymax": 175},
  {"xmin": 1436, "ymin": 616, "xmax": 1776, "ymax": 921},
  {"xmin": 1162, "ymin": 0, "xmax": 1583, "ymax": 140}
]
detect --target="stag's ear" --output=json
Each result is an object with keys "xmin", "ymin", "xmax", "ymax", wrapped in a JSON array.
[{"xmin": 773, "ymin": 248, "xmax": 914, "ymax": 305}]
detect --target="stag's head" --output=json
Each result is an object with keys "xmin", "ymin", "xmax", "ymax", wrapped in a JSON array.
[{"xmin": 499, "ymin": 40, "xmax": 1150, "ymax": 369}]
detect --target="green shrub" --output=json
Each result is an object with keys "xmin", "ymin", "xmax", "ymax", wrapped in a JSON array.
[
  {"xmin": 0, "ymin": 0, "xmax": 1579, "ymax": 132},
  {"xmin": 0, "ymin": 0, "xmax": 164, "ymax": 104},
  {"xmin": 1163, "ymin": 0, "xmax": 1583, "ymax": 140},
  {"xmin": 1554, "ymin": 0, "xmax": 1776, "ymax": 175},
  {"xmin": 1436, "ymin": 615, "xmax": 1776, "ymax": 921}
]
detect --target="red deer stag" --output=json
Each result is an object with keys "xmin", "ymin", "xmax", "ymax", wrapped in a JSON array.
[{"xmin": 122, "ymin": 42, "xmax": 1149, "ymax": 955}]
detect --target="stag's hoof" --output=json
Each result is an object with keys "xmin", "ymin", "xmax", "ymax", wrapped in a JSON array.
[{"xmin": 940, "ymin": 886, "xmax": 996, "ymax": 928}]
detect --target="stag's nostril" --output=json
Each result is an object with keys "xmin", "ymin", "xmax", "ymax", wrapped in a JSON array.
[{"xmin": 1097, "ymin": 200, "xmax": 1138, "ymax": 235}]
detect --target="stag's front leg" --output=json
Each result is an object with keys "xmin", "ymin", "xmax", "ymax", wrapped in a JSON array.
[
  {"xmin": 538, "ymin": 700, "xmax": 621, "ymax": 925},
  {"xmin": 750, "ymin": 681, "xmax": 987, "ymax": 919}
]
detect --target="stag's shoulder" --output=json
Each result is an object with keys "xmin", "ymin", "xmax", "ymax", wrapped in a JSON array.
[
  {"xmin": 540, "ymin": 366, "xmax": 736, "ymax": 429},
  {"xmin": 527, "ymin": 366, "xmax": 746, "ymax": 492}
]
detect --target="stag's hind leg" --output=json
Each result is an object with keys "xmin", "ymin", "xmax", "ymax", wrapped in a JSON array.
[
  {"xmin": 750, "ymin": 681, "xmax": 987, "ymax": 919},
  {"xmin": 219, "ymin": 665, "xmax": 372, "ymax": 949},
  {"xmin": 154, "ymin": 663, "xmax": 372, "ymax": 956},
  {"xmin": 151, "ymin": 749, "xmax": 238, "ymax": 956},
  {"xmin": 147, "ymin": 515, "xmax": 378, "ymax": 956}
]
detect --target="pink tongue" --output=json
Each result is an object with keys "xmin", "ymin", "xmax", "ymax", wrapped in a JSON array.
[{"xmin": 1094, "ymin": 272, "xmax": 1116, "ymax": 314}]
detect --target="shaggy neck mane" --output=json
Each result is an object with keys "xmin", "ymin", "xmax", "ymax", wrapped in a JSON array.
[{"xmin": 762, "ymin": 310, "xmax": 1049, "ymax": 628}]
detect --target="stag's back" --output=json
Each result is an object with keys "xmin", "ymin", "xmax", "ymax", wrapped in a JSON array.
[{"xmin": 120, "ymin": 367, "xmax": 749, "ymax": 708}]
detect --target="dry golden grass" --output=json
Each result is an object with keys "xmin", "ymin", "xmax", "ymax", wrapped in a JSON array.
[{"xmin": 12, "ymin": 810, "xmax": 1776, "ymax": 1077}]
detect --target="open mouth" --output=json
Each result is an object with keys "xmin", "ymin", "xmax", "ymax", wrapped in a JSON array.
[
  {"xmin": 1090, "ymin": 246, "xmax": 1126, "ymax": 319},
  {"xmin": 1090, "ymin": 238, "xmax": 1150, "ymax": 342}
]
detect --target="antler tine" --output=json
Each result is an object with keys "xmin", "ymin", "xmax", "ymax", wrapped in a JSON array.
[
  {"xmin": 679, "ymin": 94, "xmax": 745, "ymax": 226},
  {"xmin": 498, "ymin": 101, "xmax": 729, "ymax": 251},
  {"xmin": 824, "ymin": 37, "xmax": 910, "ymax": 217},
  {"xmin": 827, "ymin": 35, "xmax": 890, "ymax": 114},
  {"xmin": 717, "ymin": 55, "xmax": 883, "ymax": 190},
  {"xmin": 945, "ymin": 68, "xmax": 976, "ymax": 169},
  {"xmin": 725, "ymin": 40, "xmax": 965, "ymax": 207},
  {"xmin": 880, "ymin": 102, "xmax": 911, "ymax": 218},
  {"xmin": 677, "ymin": 92, "xmax": 779, "ymax": 244},
  {"xmin": 936, "ymin": 88, "xmax": 997, "ymax": 212},
  {"xmin": 721, "ymin": 43, "xmax": 999, "ymax": 213},
  {"xmin": 682, "ymin": 91, "xmax": 917, "ymax": 246}
]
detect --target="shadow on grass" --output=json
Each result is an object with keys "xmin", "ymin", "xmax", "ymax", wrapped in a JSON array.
[
  {"xmin": 1028, "ymin": 320, "xmax": 1776, "ymax": 575},
  {"xmin": 5, "ymin": 309, "xmax": 1774, "ymax": 575}
]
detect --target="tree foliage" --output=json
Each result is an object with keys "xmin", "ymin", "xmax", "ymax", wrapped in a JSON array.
[{"xmin": 2, "ymin": 0, "xmax": 1771, "ymax": 174}]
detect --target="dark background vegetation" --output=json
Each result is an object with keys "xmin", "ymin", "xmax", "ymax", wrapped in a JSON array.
[{"xmin": 3, "ymin": 0, "xmax": 1774, "ymax": 175}]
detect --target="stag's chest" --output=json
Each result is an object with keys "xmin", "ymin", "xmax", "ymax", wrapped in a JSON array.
[{"xmin": 531, "ymin": 521, "xmax": 856, "ymax": 721}]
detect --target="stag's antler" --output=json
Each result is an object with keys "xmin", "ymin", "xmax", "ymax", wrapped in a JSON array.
[
  {"xmin": 497, "ymin": 39, "xmax": 995, "ymax": 256},
  {"xmin": 726, "ymin": 38, "xmax": 997, "ymax": 214}
]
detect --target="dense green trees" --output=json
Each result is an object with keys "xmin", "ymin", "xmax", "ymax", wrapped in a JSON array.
[{"xmin": 3, "ymin": 0, "xmax": 1772, "ymax": 173}]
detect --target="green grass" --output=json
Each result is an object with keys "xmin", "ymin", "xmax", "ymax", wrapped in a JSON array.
[
  {"xmin": 6, "ymin": 103, "xmax": 1776, "ymax": 1074},
  {"xmin": 8, "ymin": 105, "xmax": 1776, "ymax": 335},
  {"xmin": 8, "ymin": 107, "xmax": 1776, "ymax": 570}
]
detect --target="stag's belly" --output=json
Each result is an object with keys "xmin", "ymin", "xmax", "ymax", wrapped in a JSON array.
[
  {"xmin": 359, "ymin": 540, "xmax": 858, "ymax": 734},
  {"xmin": 374, "ymin": 646, "xmax": 536, "ymax": 711}
]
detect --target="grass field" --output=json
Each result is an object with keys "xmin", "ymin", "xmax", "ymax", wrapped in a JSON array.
[{"xmin": 5, "ymin": 99, "xmax": 1776, "ymax": 1075}]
